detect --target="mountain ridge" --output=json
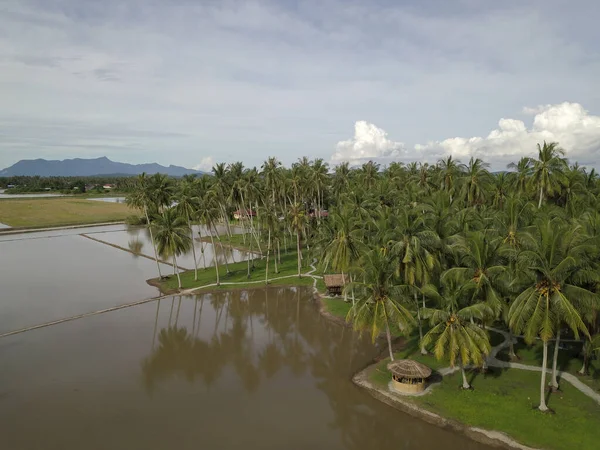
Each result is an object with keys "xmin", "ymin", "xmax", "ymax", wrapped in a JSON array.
[{"xmin": 0, "ymin": 157, "xmax": 204, "ymax": 177}]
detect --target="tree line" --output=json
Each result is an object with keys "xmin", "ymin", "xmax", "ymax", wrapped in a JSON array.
[
  {"xmin": 126, "ymin": 142, "xmax": 600, "ymax": 413},
  {"xmin": 0, "ymin": 175, "xmax": 136, "ymax": 193}
]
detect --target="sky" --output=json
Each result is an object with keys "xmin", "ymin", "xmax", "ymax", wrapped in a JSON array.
[{"xmin": 1, "ymin": 0, "xmax": 599, "ymax": 171}]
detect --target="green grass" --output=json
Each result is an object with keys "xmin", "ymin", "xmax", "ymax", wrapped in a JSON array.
[
  {"xmin": 369, "ymin": 362, "xmax": 600, "ymax": 450},
  {"xmin": 497, "ymin": 336, "xmax": 600, "ymax": 393},
  {"xmin": 322, "ymin": 298, "xmax": 352, "ymax": 318},
  {"xmin": 155, "ymin": 249, "xmax": 317, "ymax": 293},
  {"xmin": 0, "ymin": 197, "xmax": 132, "ymax": 227}
]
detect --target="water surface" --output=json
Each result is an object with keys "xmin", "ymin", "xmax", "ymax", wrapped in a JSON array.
[
  {"xmin": 0, "ymin": 233, "xmax": 166, "ymax": 334},
  {"xmin": 0, "ymin": 288, "xmax": 488, "ymax": 450}
]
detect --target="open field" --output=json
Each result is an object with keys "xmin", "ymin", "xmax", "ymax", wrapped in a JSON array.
[{"xmin": 0, "ymin": 197, "xmax": 133, "ymax": 228}]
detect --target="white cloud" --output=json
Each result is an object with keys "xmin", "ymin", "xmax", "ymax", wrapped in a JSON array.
[
  {"xmin": 331, "ymin": 121, "xmax": 407, "ymax": 166},
  {"xmin": 193, "ymin": 156, "xmax": 214, "ymax": 172},
  {"xmin": 332, "ymin": 103, "xmax": 600, "ymax": 169},
  {"xmin": 416, "ymin": 102, "xmax": 600, "ymax": 168}
]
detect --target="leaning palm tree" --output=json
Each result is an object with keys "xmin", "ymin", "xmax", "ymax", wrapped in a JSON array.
[
  {"xmin": 152, "ymin": 207, "xmax": 192, "ymax": 289},
  {"xmin": 421, "ymin": 279, "xmax": 492, "ymax": 389},
  {"xmin": 509, "ymin": 219, "xmax": 596, "ymax": 411},
  {"xmin": 346, "ymin": 249, "xmax": 415, "ymax": 361},
  {"xmin": 126, "ymin": 173, "xmax": 164, "ymax": 278}
]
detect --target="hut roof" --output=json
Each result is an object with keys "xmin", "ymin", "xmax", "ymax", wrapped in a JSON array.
[
  {"xmin": 387, "ymin": 360, "xmax": 432, "ymax": 379},
  {"xmin": 323, "ymin": 274, "xmax": 348, "ymax": 288}
]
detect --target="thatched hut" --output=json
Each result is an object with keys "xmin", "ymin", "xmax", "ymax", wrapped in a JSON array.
[
  {"xmin": 387, "ymin": 360, "xmax": 432, "ymax": 394},
  {"xmin": 323, "ymin": 274, "xmax": 348, "ymax": 296}
]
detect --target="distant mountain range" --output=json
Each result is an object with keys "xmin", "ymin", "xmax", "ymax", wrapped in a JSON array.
[{"xmin": 0, "ymin": 157, "xmax": 204, "ymax": 177}]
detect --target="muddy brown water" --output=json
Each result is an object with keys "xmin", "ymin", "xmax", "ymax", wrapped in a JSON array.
[{"xmin": 0, "ymin": 287, "xmax": 489, "ymax": 450}]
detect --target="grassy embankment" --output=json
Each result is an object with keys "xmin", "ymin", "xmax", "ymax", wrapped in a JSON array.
[
  {"xmin": 153, "ymin": 234, "xmax": 327, "ymax": 294},
  {"xmin": 367, "ymin": 357, "xmax": 600, "ymax": 450},
  {"xmin": 0, "ymin": 197, "xmax": 132, "ymax": 228},
  {"xmin": 321, "ymin": 298, "xmax": 600, "ymax": 449}
]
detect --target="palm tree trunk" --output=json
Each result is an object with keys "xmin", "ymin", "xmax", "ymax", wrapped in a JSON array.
[
  {"xmin": 175, "ymin": 296, "xmax": 182, "ymax": 325},
  {"xmin": 209, "ymin": 225, "xmax": 220, "ymax": 286},
  {"xmin": 215, "ymin": 233, "xmax": 230, "ymax": 274},
  {"xmin": 460, "ymin": 362, "xmax": 471, "ymax": 389},
  {"xmin": 198, "ymin": 226, "xmax": 207, "ymax": 269},
  {"xmin": 538, "ymin": 184, "xmax": 544, "ymax": 209},
  {"xmin": 173, "ymin": 253, "xmax": 182, "ymax": 289},
  {"xmin": 415, "ymin": 292, "xmax": 426, "ymax": 355},
  {"xmin": 188, "ymin": 220, "xmax": 199, "ymax": 281},
  {"xmin": 579, "ymin": 354, "xmax": 589, "ymax": 375},
  {"xmin": 550, "ymin": 329, "xmax": 561, "ymax": 390},
  {"xmin": 145, "ymin": 206, "xmax": 163, "ymax": 278},
  {"xmin": 539, "ymin": 340, "xmax": 550, "ymax": 411},
  {"xmin": 277, "ymin": 238, "xmax": 281, "ymax": 265},
  {"xmin": 342, "ymin": 270, "xmax": 348, "ymax": 302},
  {"xmin": 508, "ymin": 331, "xmax": 517, "ymax": 359},
  {"xmin": 296, "ymin": 229, "xmax": 302, "ymax": 278},
  {"xmin": 265, "ymin": 229, "xmax": 271, "ymax": 285},
  {"xmin": 385, "ymin": 322, "xmax": 394, "ymax": 361}
]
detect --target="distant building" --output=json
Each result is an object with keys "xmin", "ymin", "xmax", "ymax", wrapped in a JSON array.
[
  {"xmin": 233, "ymin": 209, "xmax": 256, "ymax": 220},
  {"xmin": 6, "ymin": 184, "xmax": 15, "ymax": 189},
  {"xmin": 103, "ymin": 184, "xmax": 115, "ymax": 190},
  {"xmin": 309, "ymin": 209, "xmax": 329, "ymax": 218}
]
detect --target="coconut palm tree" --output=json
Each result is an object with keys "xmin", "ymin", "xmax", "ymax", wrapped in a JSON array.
[
  {"xmin": 346, "ymin": 249, "xmax": 415, "ymax": 360},
  {"xmin": 152, "ymin": 207, "xmax": 192, "ymax": 289},
  {"xmin": 443, "ymin": 230, "xmax": 506, "ymax": 320},
  {"xmin": 322, "ymin": 206, "xmax": 364, "ymax": 304},
  {"xmin": 529, "ymin": 141, "xmax": 568, "ymax": 208},
  {"xmin": 508, "ymin": 219, "xmax": 596, "ymax": 410},
  {"xmin": 461, "ymin": 157, "xmax": 491, "ymax": 207},
  {"xmin": 288, "ymin": 203, "xmax": 307, "ymax": 277},
  {"xmin": 421, "ymin": 279, "xmax": 492, "ymax": 389},
  {"xmin": 126, "ymin": 172, "xmax": 164, "ymax": 278},
  {"xmin": 387, "ymin": 208, "xmax": 440, "ymax": 354},
  {"xmin": 175, "ymin": 175, "xmax": 200, "ymax": 280}
]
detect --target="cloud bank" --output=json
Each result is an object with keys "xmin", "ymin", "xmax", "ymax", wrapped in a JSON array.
[
  {"xmin": 193, "ymin": 156, "xmax": 214, "ymax": 173},
  {"xmin": 332, "ymin": 103, "xmax": 600, "ymax": 169}
]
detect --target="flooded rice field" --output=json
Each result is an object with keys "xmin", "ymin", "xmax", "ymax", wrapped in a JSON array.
[{"xmin": 0, "ymin": 225, "xmax": 489, "ymax": 449}]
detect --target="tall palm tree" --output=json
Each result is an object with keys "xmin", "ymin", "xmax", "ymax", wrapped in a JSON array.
[
  {"xmin": 288, "ymin": 203, "xmax": 307, "ymax": 277},
  {"xmin": 126, "ymin": 172, "xmax": 163, "ymax": 278},
  {"xmin": 322, "ymin": 207, "xmax": 364, "ymax": 303},
  {"xmin": 422, "ymin": 279, "xmax": 492, "ymax": 389},
  {"xmin": 462, "ymin": 157, "xmax": 491, "ymax": 207},
  {"xmin": 509, "ymin": 219, "xmax": 596, "ymax": 410},
  {"xmin": 437, "ymin": 155, "xmax": 462, "ymax": 203},
  {"xmin": 346, "ymin": 249, "xmax": 415, "ymax": 360},
  {"xmin": 529, "ymin": 141, "xmax": 568, "ymax": 208},
  {"xmin": 388, "ymin": 208, "xmax": 440, "ymax": 354},
  {"xmin": 175, "ymin": 175, "xmax": 200, "ymax": 280},
  {"xmin": 152, "ymin": 207, "xmax": 192, "ymax": 289}
]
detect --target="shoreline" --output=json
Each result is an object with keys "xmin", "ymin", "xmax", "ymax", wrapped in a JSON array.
[
  {"xmin": 0, "ymin": 220, "xmax": 125, "ymax": 235},
  {"xmin": 351, "ymin": 366, "xmax": 537, "ymax": 450}
]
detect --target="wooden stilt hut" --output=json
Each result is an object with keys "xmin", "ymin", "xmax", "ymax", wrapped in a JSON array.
[
  {"xmin": 388, "ymin": 360, "xmax": 432, "ymax": 394},
  {"xmin": 323, "ymin": 274, "xmax": 348, "ymax": 296}
]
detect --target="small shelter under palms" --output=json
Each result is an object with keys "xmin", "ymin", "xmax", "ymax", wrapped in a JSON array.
[
  {"xmin": 387, "ymin": 360, "xmax": 432, "ymax": 394},
  {"xmin": 323, "ymin": 274, "xmax": 348, "ymax": 296}
]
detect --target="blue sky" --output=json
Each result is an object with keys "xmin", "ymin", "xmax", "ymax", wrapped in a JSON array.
[{"xmin": 1, "ymin": 0, "xmax": 599, "ymax": 170}]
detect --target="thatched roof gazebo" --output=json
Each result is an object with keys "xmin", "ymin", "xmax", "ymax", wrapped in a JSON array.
[
  {"xmin": 323, "ymin": 274, "xmax": 348, "ymax": 296},
  {"xmin": 387, "ymin": 359, "xmax": 432, "ymax": 394}
]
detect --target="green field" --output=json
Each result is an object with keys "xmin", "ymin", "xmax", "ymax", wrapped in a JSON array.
[{"xmin": 0, "ymin": 197, "xmax": 133, "ymax": 228}]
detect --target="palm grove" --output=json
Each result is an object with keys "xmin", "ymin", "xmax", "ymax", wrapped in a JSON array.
[{"xmin": 126, "ymin": 142, "xmax": 600, "ymax": 413}]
